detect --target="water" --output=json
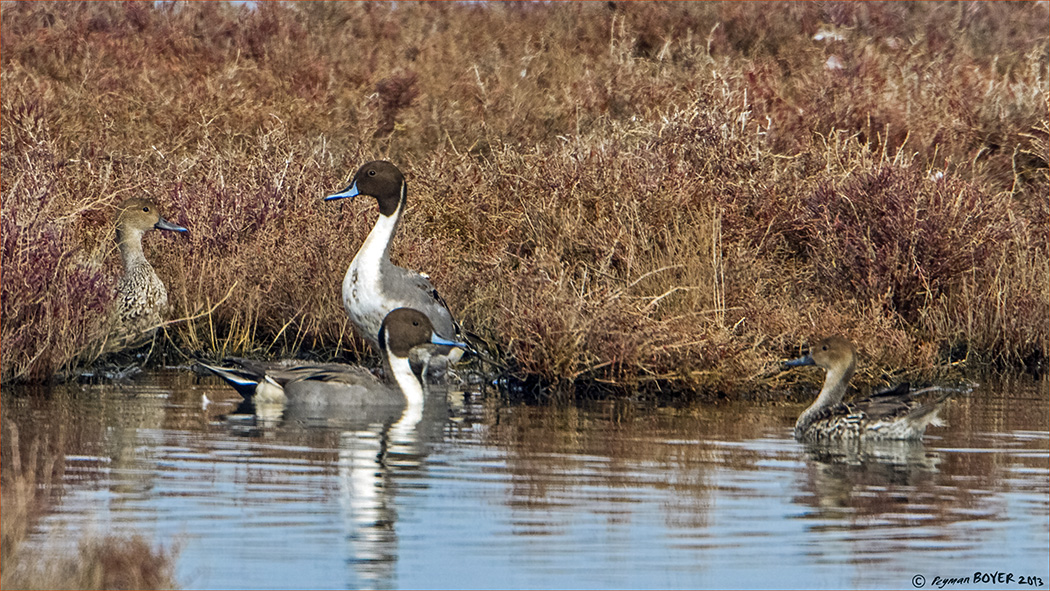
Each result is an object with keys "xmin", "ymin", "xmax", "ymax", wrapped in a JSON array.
[{"xmin": 2, "ymin": 370, "xmax": 1047, "ymax": 590}]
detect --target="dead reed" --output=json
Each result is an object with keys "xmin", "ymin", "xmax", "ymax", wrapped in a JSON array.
[{"xmin": 1, "ymin": 1, "xmax": 1047, "ymax": 393}]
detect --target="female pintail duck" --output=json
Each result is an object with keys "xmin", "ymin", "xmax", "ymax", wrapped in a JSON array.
[
  {"xmin": 324, "ymin": 161, "xmax": 465, "ymax": 366},
  {"xmin": 198, "ymin": 308, "xmax": 469, "ymax": 412},
  {"xmin": 102, "ymin": 198, "xmax": 188, "ymax": 354},
  {"xmin": 784, "ymin": 336, "xmax": 954, "ymax": 442}
]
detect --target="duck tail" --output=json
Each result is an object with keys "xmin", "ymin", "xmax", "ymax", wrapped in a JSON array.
[
  {"xmin": 195, "ymin": 361, "xmax": 261, "ymax": 399},
  {"xmin": 906, "ymin": 389, "xmax": 956, "ymax": 430},
  {"xmin": 462, "ymin": 328, "xmax": 509, "ymax": 369}
]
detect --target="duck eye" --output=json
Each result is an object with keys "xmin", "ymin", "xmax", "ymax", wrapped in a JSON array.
[
  {"xmin": 142, "ymin": 206, "xmax": 150, "ymax": 213},
  {"xmin": 368, "ymin": 169, "xmax": 376, "ymax": 176},
  {"xmin": 413, "ymin": 320, "xmax": 420, "ymax": 326},
  {"xmin": 821, "ymin": 345, "xmax": 827, "ymax": 351}
]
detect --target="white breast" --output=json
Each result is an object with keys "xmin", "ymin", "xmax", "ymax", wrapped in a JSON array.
[{"xmin": 343, "ymin": 213, "xmax": 400, "ymax": 342}]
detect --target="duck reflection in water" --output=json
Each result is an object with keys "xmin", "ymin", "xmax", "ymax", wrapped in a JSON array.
[
  {"xmin": 783, "ymin": 336, "xmax": 975, "ymax": 518},
  {"xmin": 198, "ymin": 307, "xmax": 468, "ymax": 589}
]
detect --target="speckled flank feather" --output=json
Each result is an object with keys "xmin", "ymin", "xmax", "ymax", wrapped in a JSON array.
[
  {"xmin": 785, "ymin": 336, "xmax": 957, "ymax": 442},
  {"xmin": 794, "ymin": 386, "xmax": 954, "ymax": 443}
]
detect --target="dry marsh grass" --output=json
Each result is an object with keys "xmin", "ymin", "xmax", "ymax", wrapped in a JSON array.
[{"xmin": 1, "ymin": 1, "xmax": 1047, "ymax": 394}]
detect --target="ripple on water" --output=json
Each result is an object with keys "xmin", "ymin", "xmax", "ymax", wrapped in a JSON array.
[{"xmin": 5, "ymin": 371, "xmax": 1047, "ymax": 590}]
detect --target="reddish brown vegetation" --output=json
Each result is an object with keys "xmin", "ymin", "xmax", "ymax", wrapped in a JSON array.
[{"xmin": 1, "ymin": 2, "xmax": 1047, "ymax": 392}]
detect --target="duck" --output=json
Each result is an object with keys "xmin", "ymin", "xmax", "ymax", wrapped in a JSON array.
[
  {"xmin": 783, "ymin": 336, "xmax": 955, "ymax": 442},
  {"xmin": 100, "ymin": 198, "xmax": 188, "ymax": 354},
  {"xmin": 197, "ymin": 308, "xmax": 470, "ymax": 414},
  {"xmin": 324, "ymin": 161, "xmax": 465, "ymax": 367}
]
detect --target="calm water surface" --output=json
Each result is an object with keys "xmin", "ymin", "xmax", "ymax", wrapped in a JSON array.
[{"xmin": 2, "ymin": 370, "xmax": 1047, "ymax": 590}]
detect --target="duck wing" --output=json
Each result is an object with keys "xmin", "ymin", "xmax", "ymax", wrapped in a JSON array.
[
  {"xmin": 380, "ymin": 266, "xmax": 459, "ymax": 336},
  {"xmin": 215, "ymin": 358, "xmax": 362, "ymax": 384},
  {"xmin": 854, "ymin": 385, "xmax": 956, "ymax": 438},
  {"xmin": 289, "ymin": 364, "xmax": 380, "ymax": 386},
  {"xmin": 857, "ymin": 383, "xmax": 956, "ymax": 421}
]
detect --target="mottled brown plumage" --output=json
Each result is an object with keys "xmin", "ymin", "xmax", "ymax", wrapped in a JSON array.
[
  {"xmin": 784, "ymin": 336, "xmax": 956, "ymax": 442},
  {"xmin": 100, "ymin": 198, "xmax": 187, "ymax": 354}
]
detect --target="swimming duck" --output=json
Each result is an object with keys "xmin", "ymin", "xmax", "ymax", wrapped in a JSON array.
[
  {"xmin": 784, "ymin": 336, "xmax": 954, "ymax": 442},
  {"xmin": 101, "ymin": 198, "xmax": 188, "ymax": 354},
  {"xmin": 197, "ymin": 308, "xmax": 469, "ymax": 413},
  {"xmin": 324, "ymin": 161, "xmax": 465, "ymax": 366}
]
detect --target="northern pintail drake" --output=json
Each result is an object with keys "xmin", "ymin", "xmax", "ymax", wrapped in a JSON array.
[
  {"xmin": 325, "ymin": 161, "xmax": 465, "ymax": 366},
  {"xmin": 784, "ymin": 336, "xmax": 955, "ymax": 442},
  {"xmin": 102, "ymin": 198, "xmax": 187, "ymax": 354},
  {"xmin": 198, "ymin": 308, "xmax": 469, "ymax": 412}
]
